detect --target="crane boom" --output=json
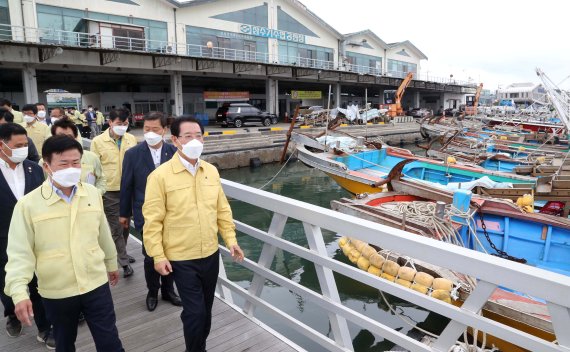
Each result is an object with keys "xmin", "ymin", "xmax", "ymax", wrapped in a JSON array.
[
  {"xmin": 466, "ymin": 83, "xmax": 483, "ymax": 115},
  {"xmin": 536, "ymin": 68, "xmax": 570, "ymax": 131},
  {"xmin": 388, "ymin": 72, "xmax": 414, "ymax": 117}
]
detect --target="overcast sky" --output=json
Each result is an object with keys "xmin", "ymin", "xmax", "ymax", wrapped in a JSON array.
[{"xmin": 301, "ymin": 0, "xmax": 570, "ymax": 91}]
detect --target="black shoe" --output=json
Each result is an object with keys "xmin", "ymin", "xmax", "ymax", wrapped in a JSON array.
[
  {"xmin": 37, "ymin": 329, "xmax": 56, "ymax": 350},
  {"xmin": 162, "ymin": 291, "xmax": 182, "ymax": 306},
  {"xmin": 127, "ymin": 255, "xmax": 136, "ymax": 263},
  {"xmin": 146, "ymin": 292, "xmax": 158, "ymax": 311},
  {"xmin": 6, "ymin": 315, "xmax": 22, "ymax": 337},
  {"xmin": 123, "ymin": 265, "xmax": 134, "ymax": 278}
]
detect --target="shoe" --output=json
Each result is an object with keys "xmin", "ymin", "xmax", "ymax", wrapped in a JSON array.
[
  {"xmin": 162, "ymin": 291, "xmax": 182, "ymax": 306},
  {"xmin": 37, "ymin": 329, "xmax": 56, "ymax": 350},
  {"xmin": 123, "ymin": 265, "xmax": 134, "ymax": 278},
  {"xmin": 6, "ymin": 315, "xmax": 22, "ymax": 337},
  {"xmin": 146, "ymin": 292, "xmax": 158, "ymax": 312},
  {"xmin": 127, "ymin": 255, "xmax": 136, "ymax": 263}
]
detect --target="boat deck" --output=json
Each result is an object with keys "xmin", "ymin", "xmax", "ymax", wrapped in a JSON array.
[{"xmin": 0, "ymin": 239, "xmax": 298, "ymax": 352}]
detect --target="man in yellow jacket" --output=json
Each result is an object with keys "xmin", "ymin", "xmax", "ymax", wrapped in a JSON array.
[
  {"xmin": 143, "ymin": 116, "xmax": 244, "ymax": 352},
  {"xmin": 4, "ymin": 135, "xmax": 124, "ymax": 351},
  {"xmin": 20, "ymin": 104, "xmax": 51, "ymax": 156},
  {"xmin": 39, "ymin": 119, "xmax": 107, "ymax": 195},
  {"xmin": 91, "ymin": 108, "xmax": 137, "ymax": 277}
]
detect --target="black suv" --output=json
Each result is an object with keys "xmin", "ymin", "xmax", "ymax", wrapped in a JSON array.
[{"xmin": 216, "ymin": 103, "xmax": 278, "ymax": 128}]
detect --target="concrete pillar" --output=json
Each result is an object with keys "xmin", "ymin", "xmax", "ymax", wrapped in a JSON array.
[
  {"xmin": 267, "ymin": 0, "xmax": 278, "ymax": 63},
  {"xmin": 265, "ymin": 78, "xmax": 278, "ymax": 115},
  {"xmin": 379, "ymin": 88, "xmax": 385, "ymax": 105},
  {"xmin": 22, "ymin": 65, "xmax": 38, "ymax": 104},
  {"xmin": 170, "ymin": 72, "xmax": 183, "ymax": 117},
  {"xmin": 414, "ymin": 91, "xmax": 421, "ymax": 108},
  {"xmin": 334, "ymin": 83, "xmax": 341, "ymax": 108}
]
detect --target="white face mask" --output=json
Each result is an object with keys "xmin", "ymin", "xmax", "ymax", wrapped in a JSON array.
[
  {"xmin": 180, "ymin": 139, "xmax": 203, "ymax": 160},
  {"xmin": 144, "ymin": 132, "xmax": 163, "ymax": 147},
  {"xmin": 51, "ymin": 117, "xmax": 59, "ymax": 123},
  {"xmin": 88, "ymin": 108, "xmax": 93, "ymax": 112},
  {"xmin": 2, "ymin": 143, "xmax": 28, "ymax": 164},
  {"xmin": 37, "ymin": 111, "xmax": 46, "ymax": 119},
  {"xmin": 50, "ymin": 166, "xmax": 82, "ymax": 188},
  {"xmin": 23, "ymin": 115, "xmax": 36, "ymax": 124},
  {"xmin": 112, "ymin": 125, "xmax": 128, "ymax": 136}
]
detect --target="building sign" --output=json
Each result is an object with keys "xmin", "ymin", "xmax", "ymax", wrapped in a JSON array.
[
  {"xmin": 203, "ymin": 91, "xmax": 250, "ymax": 102},
  {"xmin": 239, "ymin": 24, "xmax": 305, "ymax": 43},
  {"xmin": 291, "ymin": 90, "xmax": 322, "ymax": 100}
]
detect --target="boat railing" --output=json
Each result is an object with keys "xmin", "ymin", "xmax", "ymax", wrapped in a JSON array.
[{"xmin": 217, "ymin": 179, "xmax": 570, "ymax": 352}]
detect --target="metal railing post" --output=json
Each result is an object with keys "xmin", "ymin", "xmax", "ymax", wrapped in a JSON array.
[
  {"xmin": 243, "ymin": 213, "xmax": 288, "ymax": 316},
  {"xmin": 303, "ymin": 223, "xmax": 353, "ymax": 349}
]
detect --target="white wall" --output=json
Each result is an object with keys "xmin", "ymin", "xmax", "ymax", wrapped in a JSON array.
[
  {"xmin": 386, "ymin": 43, "xmax": 422, "ymax": 75},
  {"xmin": 343, "ymin": 33, "xmax": 385, "ymax": 59}
]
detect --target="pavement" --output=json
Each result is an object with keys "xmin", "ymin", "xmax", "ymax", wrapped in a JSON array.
[{"xmin": 128, "ymin": 122, "xmax": 294, "ymax": 141}]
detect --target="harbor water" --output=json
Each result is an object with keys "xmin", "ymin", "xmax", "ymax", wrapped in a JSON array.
[{"xmin": 220, "ymin": 155, "xmax": 446, "ymax": 352}]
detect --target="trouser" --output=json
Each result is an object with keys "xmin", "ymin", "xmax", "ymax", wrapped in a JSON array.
[
  {"xmin": 103, "ymin": 192, "xmax": 130, "ymax": 267},
  {"xmin": 141, "ymin": 233, "xmax": 175, "ymax": 295},
  {"xmin": 42, "ymin": 283, "xmax": 123, "ymax": 352},
  {"xmin": 89, "ymin": 123, "xmax": 97, "ymax": 139},
  {"xmin": 0, "ymin": 237, "xmax": 50, "ymax": 332},
  {"xmin": 171, "ymin": 251, "xmax": 219, "ymax": 352},
  {"xmin": 96, "ymin": 124, "xmax": 102, "ymax": 135}
]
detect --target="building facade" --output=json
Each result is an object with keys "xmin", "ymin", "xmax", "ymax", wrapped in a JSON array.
[
  {"xmin": 496, "ymin": 83, "xmax": 547, "ymax": 106},
  {"xmin": 0, "ymin": 0, "xmax": 472, "ymax": 119}
]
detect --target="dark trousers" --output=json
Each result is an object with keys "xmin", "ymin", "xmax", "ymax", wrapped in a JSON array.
[
  {"xmin": 0, "ymin": 237, "xmax": 50, "ymax": 332},
  {"xmin": 142, "ymin": 243, "xmax": 175, "ymax": 295},
  {"xmin": 103, "ymin": 191, "xmax": 130, "ymax": 267},
  {"xmin": 171, "ymin": 251, "xmax": 219, "ymax": 352},
  {"xmin": 42, "ymin": 283, "xmax": 123, "ymax": 352}
]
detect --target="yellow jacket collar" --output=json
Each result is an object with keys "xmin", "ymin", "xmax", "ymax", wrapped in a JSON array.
[
  {"xmin": 42, "ymin": 180, "xmax": 87, "ymax": 206},
  {"xmin": 172, "ymin": 151, "xmax": 204, "ymax": 174}
]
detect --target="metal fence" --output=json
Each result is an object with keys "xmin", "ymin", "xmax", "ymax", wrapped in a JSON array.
[
  {"xmin": 216, "ymin": 179, "xmax": 570, "ymax": 352},
  {"xmin": 0, "ymin": 23, "xmax": 477, "ymax": 87}
]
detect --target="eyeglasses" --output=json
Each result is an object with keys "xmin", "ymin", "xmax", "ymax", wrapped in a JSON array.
[{"xmin": 177, "ymin": 133, "xmax": 203, "ymax": 140}]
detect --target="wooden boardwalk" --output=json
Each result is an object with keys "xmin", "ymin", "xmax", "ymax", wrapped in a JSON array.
[{"xmin": 0, "ymin": 239, "xmax": 299, "ymax": 352}]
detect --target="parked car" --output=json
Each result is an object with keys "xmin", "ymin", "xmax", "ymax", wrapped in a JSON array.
[
  {"xmin": 216, "ymin": 103, "xmax": 278, "ymax": 128},
  {"xmin": 408, "ymin": 108, "xmax": 432, "ymax": 119}
]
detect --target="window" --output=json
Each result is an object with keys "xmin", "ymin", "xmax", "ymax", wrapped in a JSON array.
[
  {"xmin": 36, "ymin": 4, "xmax": 167, "ymax": 50},
  {"xmin": 0, "ymin": 0, "xmax": 10, "ymax": 40},
  {"xmin": 186, "ymin": 25, "xmax": 268, "ymax": 61},
  {"xmin": 278, "ymin": 42, "xmax": 334, "ymax": 68},
  {"xmin": 346, "ymin": 51, "xmax": 382, "ymax": 74},
  {"xmin": 387, "ymin": 59, "xmax": 417, "ymax": 77}
]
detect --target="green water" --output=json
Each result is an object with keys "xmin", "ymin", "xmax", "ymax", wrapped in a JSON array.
[{"xmin": 220, "ymin": 160, "xmax": 442, "ymax": 352}]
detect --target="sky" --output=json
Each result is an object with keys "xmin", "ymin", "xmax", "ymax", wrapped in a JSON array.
[{"xmin": 300, "ymin": 0, "xmax": 570, "ymax": 91}]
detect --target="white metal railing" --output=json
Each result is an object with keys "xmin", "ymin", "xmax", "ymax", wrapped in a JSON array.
[
  {"xmin": 0, "ymin": 23, "xmax": 477, "ymax": 87},
  {"xmin": 217, "ymin": 179, "xmax": 570, "ymax": 352}
]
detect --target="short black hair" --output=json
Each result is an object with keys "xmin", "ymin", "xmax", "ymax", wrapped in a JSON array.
[
  {"xmin": 51, "ymin": 119, "xmax": 79, "ymax": 137},
  {"xmin": 171, "ymin": 115, "xmax": 204, "ymax": 137},
  {"xmin": 88, "ymin": 105, "xmax": 93, "ymax": 108},
  {"xmin": 42, "ymin": 135, "xmax": 83, "ymax": 164},
  {"xmin": 21, "ymin": 104, "xmax": 38, "ymax": 115},
  {"xmin": 109, "ymin": 108, "xmax": 130, "ymax": 123},
  {"xmin": 0, "ymin": 108, "xmax": 14, "ymax": 123},
  {"xmin": 36, "ymin": 102, "xmax": 46, "ymax": 108},
  {"xmin": 143, "ymin": 111, "xmax": 167, "ymax": 128},
  {"xmin": 0, "ymin": 123, "xmax": 27, "ymax": 142},
  {"xmin": 51, "ymin": 107, "xmax": 65, "ymax": 116},
  {"xmin": 0, "ymin": 98, "xmax": 12, "ymax": 108}
]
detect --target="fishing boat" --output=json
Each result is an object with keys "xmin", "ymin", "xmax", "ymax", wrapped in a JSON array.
[
  {"xmin": 331, "ymin": 185, "xmax": 570, "ymax": 351},
  {"xmin": 292, "ymin": 131, "xmax": 536, "ymax": 195}
]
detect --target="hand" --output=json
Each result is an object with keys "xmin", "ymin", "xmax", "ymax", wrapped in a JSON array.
[
  {"xmin": 108, "ymin": 271, "xmax": 119, "ymax": 286},
  {"xmin": 154, "ymin": 260, "xmax": 172, "ymax": 276},
  {"xmin": 230, "ymin": 245, "xmax": 244, "ymax": 262},
  {"xmin": 119, "ymin": 217, "xmax": 130, "ymax": 229},
  {"xmin": 14, "ymin": 299, "xmax": 34, "ymax": 327}
]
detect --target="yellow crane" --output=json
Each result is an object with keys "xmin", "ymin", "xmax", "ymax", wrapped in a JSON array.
[
  {"xmin": 387, "ymin": 72, "xmax": 414, "ymax": 117},
  {"xmin": 465, "ymin": 83, "xmax": 483, "ymax": 115}
]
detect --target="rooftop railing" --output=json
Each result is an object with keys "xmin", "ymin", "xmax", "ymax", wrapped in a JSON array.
[
  {"xmin": 215, "ymin": 179, "xmax": 570, "ymax": 352},
  {"xmin": 0, "ymin": 23, "xmax": 477, "ymax": 87}
]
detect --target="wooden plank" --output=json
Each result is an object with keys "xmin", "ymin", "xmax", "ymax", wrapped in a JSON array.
[{"xmin": 0, "ymin": 239, "xmax": 297, "ymax": 352}]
